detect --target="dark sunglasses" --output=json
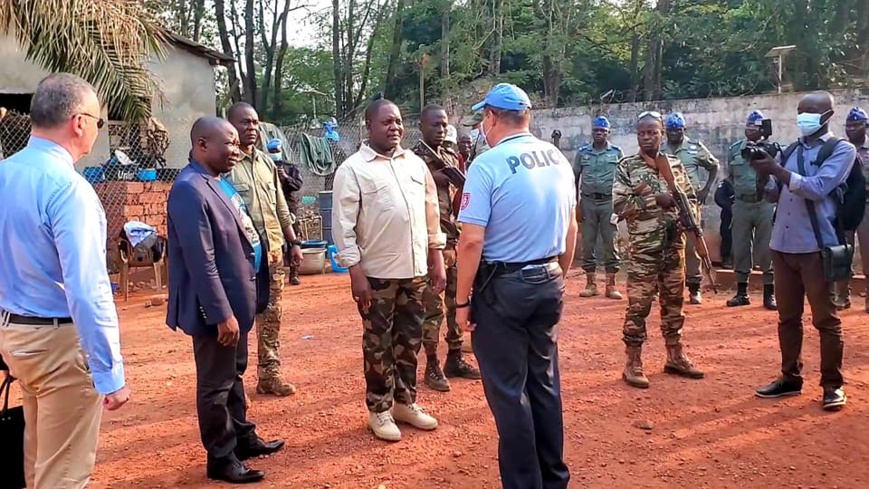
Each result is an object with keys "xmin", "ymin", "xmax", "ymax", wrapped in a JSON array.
[{"xmin": 76, "ymin": 113, "xmax": 105, "ymax": 129}]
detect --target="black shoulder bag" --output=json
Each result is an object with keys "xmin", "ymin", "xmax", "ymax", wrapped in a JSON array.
[
  {"xmin": 796, "ymin": 145, "xmax": 854, "ymax": 282},
  {"xmin": 0, "ymin": 375, "xmax": 26, "ymax": 489}
]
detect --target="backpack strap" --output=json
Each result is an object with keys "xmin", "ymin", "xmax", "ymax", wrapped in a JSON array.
[
  {"xmin": 812, "ymin": 137, "xmax": 845, "ymax": 166},
  {"xmin": 795, "ymin": 145, "xmax": 827, "ymax": 251},
  {"xmin": 780, "ymin": 141, "xmax": 800, "ymax": 166}
]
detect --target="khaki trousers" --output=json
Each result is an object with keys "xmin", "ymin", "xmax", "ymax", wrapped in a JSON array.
[{"xmin": 0, "ymin": 319, "xmax": 102, "ymax": 489}]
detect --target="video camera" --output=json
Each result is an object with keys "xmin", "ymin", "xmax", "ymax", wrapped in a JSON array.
[{"xmin": 741, "ymin": 118, "xmax": 781, "ymax": 160}]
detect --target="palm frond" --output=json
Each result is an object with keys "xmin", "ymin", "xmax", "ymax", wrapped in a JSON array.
[{"xmin": 0, "ymin": 0, "xmax": 168, "ymax": 122}]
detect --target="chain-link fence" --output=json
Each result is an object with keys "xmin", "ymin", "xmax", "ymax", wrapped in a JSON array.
[{"xmin": 0, "ymin": 110, "xmax": 427, "ymax": 269}]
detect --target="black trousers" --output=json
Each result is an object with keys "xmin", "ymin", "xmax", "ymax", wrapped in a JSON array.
[
  {"xmin": 719, "ymin": 208, "xmax": 732, "ymax": 262},
  {"xmin": 471, "ymin": 263, "xmax": 570, "ymax": 489},
  {"xmin": 193, "ymin": 331, "xmax": 256, "ymax": 460}
]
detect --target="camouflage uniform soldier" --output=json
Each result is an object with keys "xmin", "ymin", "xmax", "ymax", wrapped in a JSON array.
[
  {"xmin": 726, "ymin": 111, "xmax": 777, "ymax": 310},
  {"xmin": 462, "ymin": 111, "xmax": 490, "ymax": 165},
  {"xmin": 574, "ymin": 116, "xmax": 624, "ymax": 299},
  {"xmin": 665, "ymin": 113, "xmax": 719, "ymax": 305},
  {"xmin": 613, "ymin": 111, "xmax": 705, "ymax": 389},
  {"xmin": 332, "ymin": 99, "xmax": 446, "ymax": 442},
  {"xmin": 227, "ymin": 103, "xmax": 304, "ymax": 397},
  {"xmin": 413, "ymin": 106, "xmax": 481, "ymax": 392}
]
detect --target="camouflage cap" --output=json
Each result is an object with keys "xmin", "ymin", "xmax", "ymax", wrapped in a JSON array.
[{"xmin": 462, "ymin": 111, "xmax": 484, "ymax": 127}]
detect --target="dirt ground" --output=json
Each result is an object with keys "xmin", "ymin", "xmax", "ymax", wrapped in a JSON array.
[{"xmin": 68, "ymin": 271, "xmax": 869, "ymax": 488}]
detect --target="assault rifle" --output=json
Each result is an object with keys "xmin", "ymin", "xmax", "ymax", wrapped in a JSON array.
[
  {"xmin": 417, "ymin": 141, "xmax": 465, "ymax": 187},
  {"xmin": 642, "ymin": 153, "xmax": 718, "ymax": 293}
]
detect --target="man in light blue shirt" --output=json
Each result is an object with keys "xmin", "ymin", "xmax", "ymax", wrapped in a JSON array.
[
  {"xmin": 0, "ymin": 73, "xmax": 129, "ymax": 488},
  {"xmin": 752, "ymin": 91, "xmax": 855, "ymax": 411},
  {"xmin": 455, "ymin": 83, "xmax": 577, "ymax": 489}
]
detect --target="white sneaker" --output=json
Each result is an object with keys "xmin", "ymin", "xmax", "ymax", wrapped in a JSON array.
[
  {"xmin": 392, "ymin": 403, "xmax": 439, "ymax": 431},
  {"xmin": 368, "ymin": 411, "xmax": 402, "ymax": 442}
]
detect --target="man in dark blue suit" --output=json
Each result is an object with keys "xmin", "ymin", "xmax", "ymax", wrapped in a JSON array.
[{"xmin": 167, "ymin": 117, "xmax": 284, "ymax": 484}]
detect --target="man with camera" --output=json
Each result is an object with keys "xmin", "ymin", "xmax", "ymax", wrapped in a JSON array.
[
  {"xmin": 726, "ymin": 111, "xmax": 777, "ymax": 310},
  {"xmin": 753, "ymin": 91, "xmax": 856, "ymax": 411},
  {"xmin": 665, "ymin": 113, "xmax": 719, "ymax": 305}
]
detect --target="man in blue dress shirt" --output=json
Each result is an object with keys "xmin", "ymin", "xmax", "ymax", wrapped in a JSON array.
[
  {"xmin": 752, "ymin": 91, "xmax": 856, "ymax": 411},
  {"xmin": 0, "ymin": 73, "xmax": 130, "ymax": 488}
]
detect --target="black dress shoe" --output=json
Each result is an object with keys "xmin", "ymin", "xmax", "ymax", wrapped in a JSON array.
[
  {"xmin": 235, "ymin": 438, "xmax": 285, "ymax": 461},
  {"xmin": 755, "ymin": 378, "xmax": 802, "ymax": 398},
  {"xmin": 206, "ymin": 458, "xmax": 265, "ymax": 484},
  {"xmin": 822, "ymin": 387, "xmax": 847, "ymax": 411}
]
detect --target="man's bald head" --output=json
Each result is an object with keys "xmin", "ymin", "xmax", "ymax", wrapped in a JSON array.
[
  {"xmin": 801, "ymin": 91, "xmax": 835, "ymax": 112},
  {"xmin": 190, "ymin": 116, "xmax": 230, "ymax": 144},
  {"xmin": 190, "ymin": 116, "xmax": 240, "ymax": 175}
]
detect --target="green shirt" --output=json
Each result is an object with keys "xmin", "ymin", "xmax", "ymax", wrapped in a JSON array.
[
  {"xmin": 727, "ymin": 139, "xmax": 764, "ymax": 198},
  {"xmin": 573, "ymin": 142, "xmax": 624, "ymax": 196},
  {"xmin": 667, "ymin": 137, "xmax": 718, "ymax": 192}
]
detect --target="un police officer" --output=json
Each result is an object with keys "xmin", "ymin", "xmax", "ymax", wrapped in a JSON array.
[
  {"xmin": 574, "ymin": 116, "xmax": 624, "ymax": 299},
  {"xmin": 455, "ymin": 83, "xmax": 577, "ymax": 489}
]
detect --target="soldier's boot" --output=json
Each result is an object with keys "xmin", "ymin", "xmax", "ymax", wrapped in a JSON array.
[
  {"xmin": 289, "ymin": 265, "xmax": 301, "ymax": 286},
  {"xmin": 256, "ymin": 374, "xmax": 297, "ymax": 397},
  {"xmin": 579, "ymin": 273, "xmax": 599, "ymax": 298},
  {"xmin": 425, "ymin": 354, "xmax": 451, "ymax": 392},
  {"xmin": 443, "ymin": 349, "xmax": 481, "ymax": 379},
  {"xmin": 763, "ymin": 284, "xmax": 777, "ymax": 311},
  {"xmin": 622, "ymin": 345, "xmax": 650, "ymax": 389},
  {"xmin": 687, "ymin": 283, "xmax": 702, "ymax": 305},
  {"xmin": 726, "ymin": 282, "xmax": 751, "ymax": 307},
  {"xmin": 664, "ymin": 343, "xmax": 705, "ymax": 379},
  {"xmin": 605, "ymin": 273, "xmax": 623, "ymax": 300}
]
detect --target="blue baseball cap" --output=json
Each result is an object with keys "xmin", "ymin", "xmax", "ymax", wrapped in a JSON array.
[
  {"xmin": 592, "ymin": 116, "xmax": 611, "ymax": 129},
  {"xmin": 472, "ymin": 83, "xmax": 532, "ymax": 112},
  {"xmin": 747, "ymin": 110, "xmax": 765, "ymax": 126},
  {"xmin": 665, "ymin": 113, "xmax": 686, "ymax": 129},
  {"xmin": 266, "ymin": 138, "xmax": 282, "ymax": 152},
  {"xmin": 847, "ymin": 106, "xmax": 868, "ymax": 122}
]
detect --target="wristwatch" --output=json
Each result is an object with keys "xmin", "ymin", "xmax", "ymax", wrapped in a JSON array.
[{"xmin": 289, "ymin": 239, "xmax": 302, "ymax": 247}]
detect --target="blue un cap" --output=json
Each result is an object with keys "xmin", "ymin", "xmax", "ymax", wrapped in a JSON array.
[
  {"xmin": 747, "ymin": 110, "xmax": 765, "ymax": 126},
  {"xmin": 472, "ymin": 83, "xmax": 532, "ymax": 112},
  {"xmin": 847, "ymin": 106, "xmax": 868, "ymax": 122},
  {"xmin": 266, "ymin": 138, "xmax": 282, "ymax": 152},
  {"xmin": 665, "ymin": 113, "xmax": 686, "ymax": 129},
  {"xmin": 592, "ymin": 116, "xmax": 611, "ymax": 129}
]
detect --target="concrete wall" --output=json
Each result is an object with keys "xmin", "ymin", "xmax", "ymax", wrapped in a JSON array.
[
  {"xmin": 0, "ymin": 34, "xmax": 217, "ymax": 169},
  {"xmin": 528, "ymin": 88, "xmax": 869, "ymax": 265}
]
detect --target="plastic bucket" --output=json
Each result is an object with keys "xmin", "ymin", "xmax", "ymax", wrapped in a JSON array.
[{"xmin": 328, "ymin": 245, "xmax": 348, "ymax": 273}]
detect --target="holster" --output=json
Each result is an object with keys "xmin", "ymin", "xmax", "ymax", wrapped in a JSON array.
[
  {"xmin": 474, "ymin": 261, "xmax": 499, "ymax": 307},
  {"xmin": 821, "ymin": 244, "xmax": 854, "ymax": 283}
]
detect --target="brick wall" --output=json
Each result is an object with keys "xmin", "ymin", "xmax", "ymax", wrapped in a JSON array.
[{"xmin": 94, "ymin": 181, "xmax": 171, "ymax": 270}]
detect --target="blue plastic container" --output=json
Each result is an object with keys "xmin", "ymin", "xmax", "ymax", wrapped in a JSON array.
[
  {"xmin": 82, "ymin": 166, "xmax": 105, "ymax": 184},
  {"xmin": 301, "ymin": 240, "xmax": 328, "ymax": 249},
  {"xmin": 328, "ymin": 245, "xmax": 348, "ymax": 273},
  {"xmin": 138, "ymin": 168, "xmax": 157, "ymax": 182}
]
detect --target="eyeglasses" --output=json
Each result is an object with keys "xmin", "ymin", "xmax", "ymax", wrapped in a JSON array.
[
  {"xmin": 76, "ymin": 113, "xmax": 105, "ymax": 129},
  {"xmin": 638, "ymin": 111, "xmax": 663, "ymax": 121}
]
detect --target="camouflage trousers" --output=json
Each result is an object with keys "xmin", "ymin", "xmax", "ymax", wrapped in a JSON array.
[
  {"xmin": 360, "ymin": 276, "xmax": 427, "ymax": 413},
  {"xmin": 623, "ymin": 237, "xmax": 686, "ymax": 347},
  {"xmin": 421, "ymin": 249, "xmax": 463, "ymax": 356},
  {"xmin": 257, "ymin": 248, "xmax": 285, "ymax": 380}
]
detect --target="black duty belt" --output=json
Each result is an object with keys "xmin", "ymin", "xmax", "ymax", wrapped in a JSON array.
[
  {"xmin": 583, "ymin": 192, "xmax": 611, "ymax": 201},
  {"xmin": 488, "ymin": 256, "xmax": 557, "ymax": 276},
  {"xmin": 4, "ymin": 313, "xmax": 73, "ymax": 326},
  {"xmin": 475, "ymin": 256, "xmax": 558, "ymax": 306}
]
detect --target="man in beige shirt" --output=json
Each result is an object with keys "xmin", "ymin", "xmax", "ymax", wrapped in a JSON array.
[
  {"xmin": 227, "ymin": 102, "xmax": 303, "ymax": 397},
  {"xmin": 333, "ymin": 99, "xmax": 447, "ymax": 442}
]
